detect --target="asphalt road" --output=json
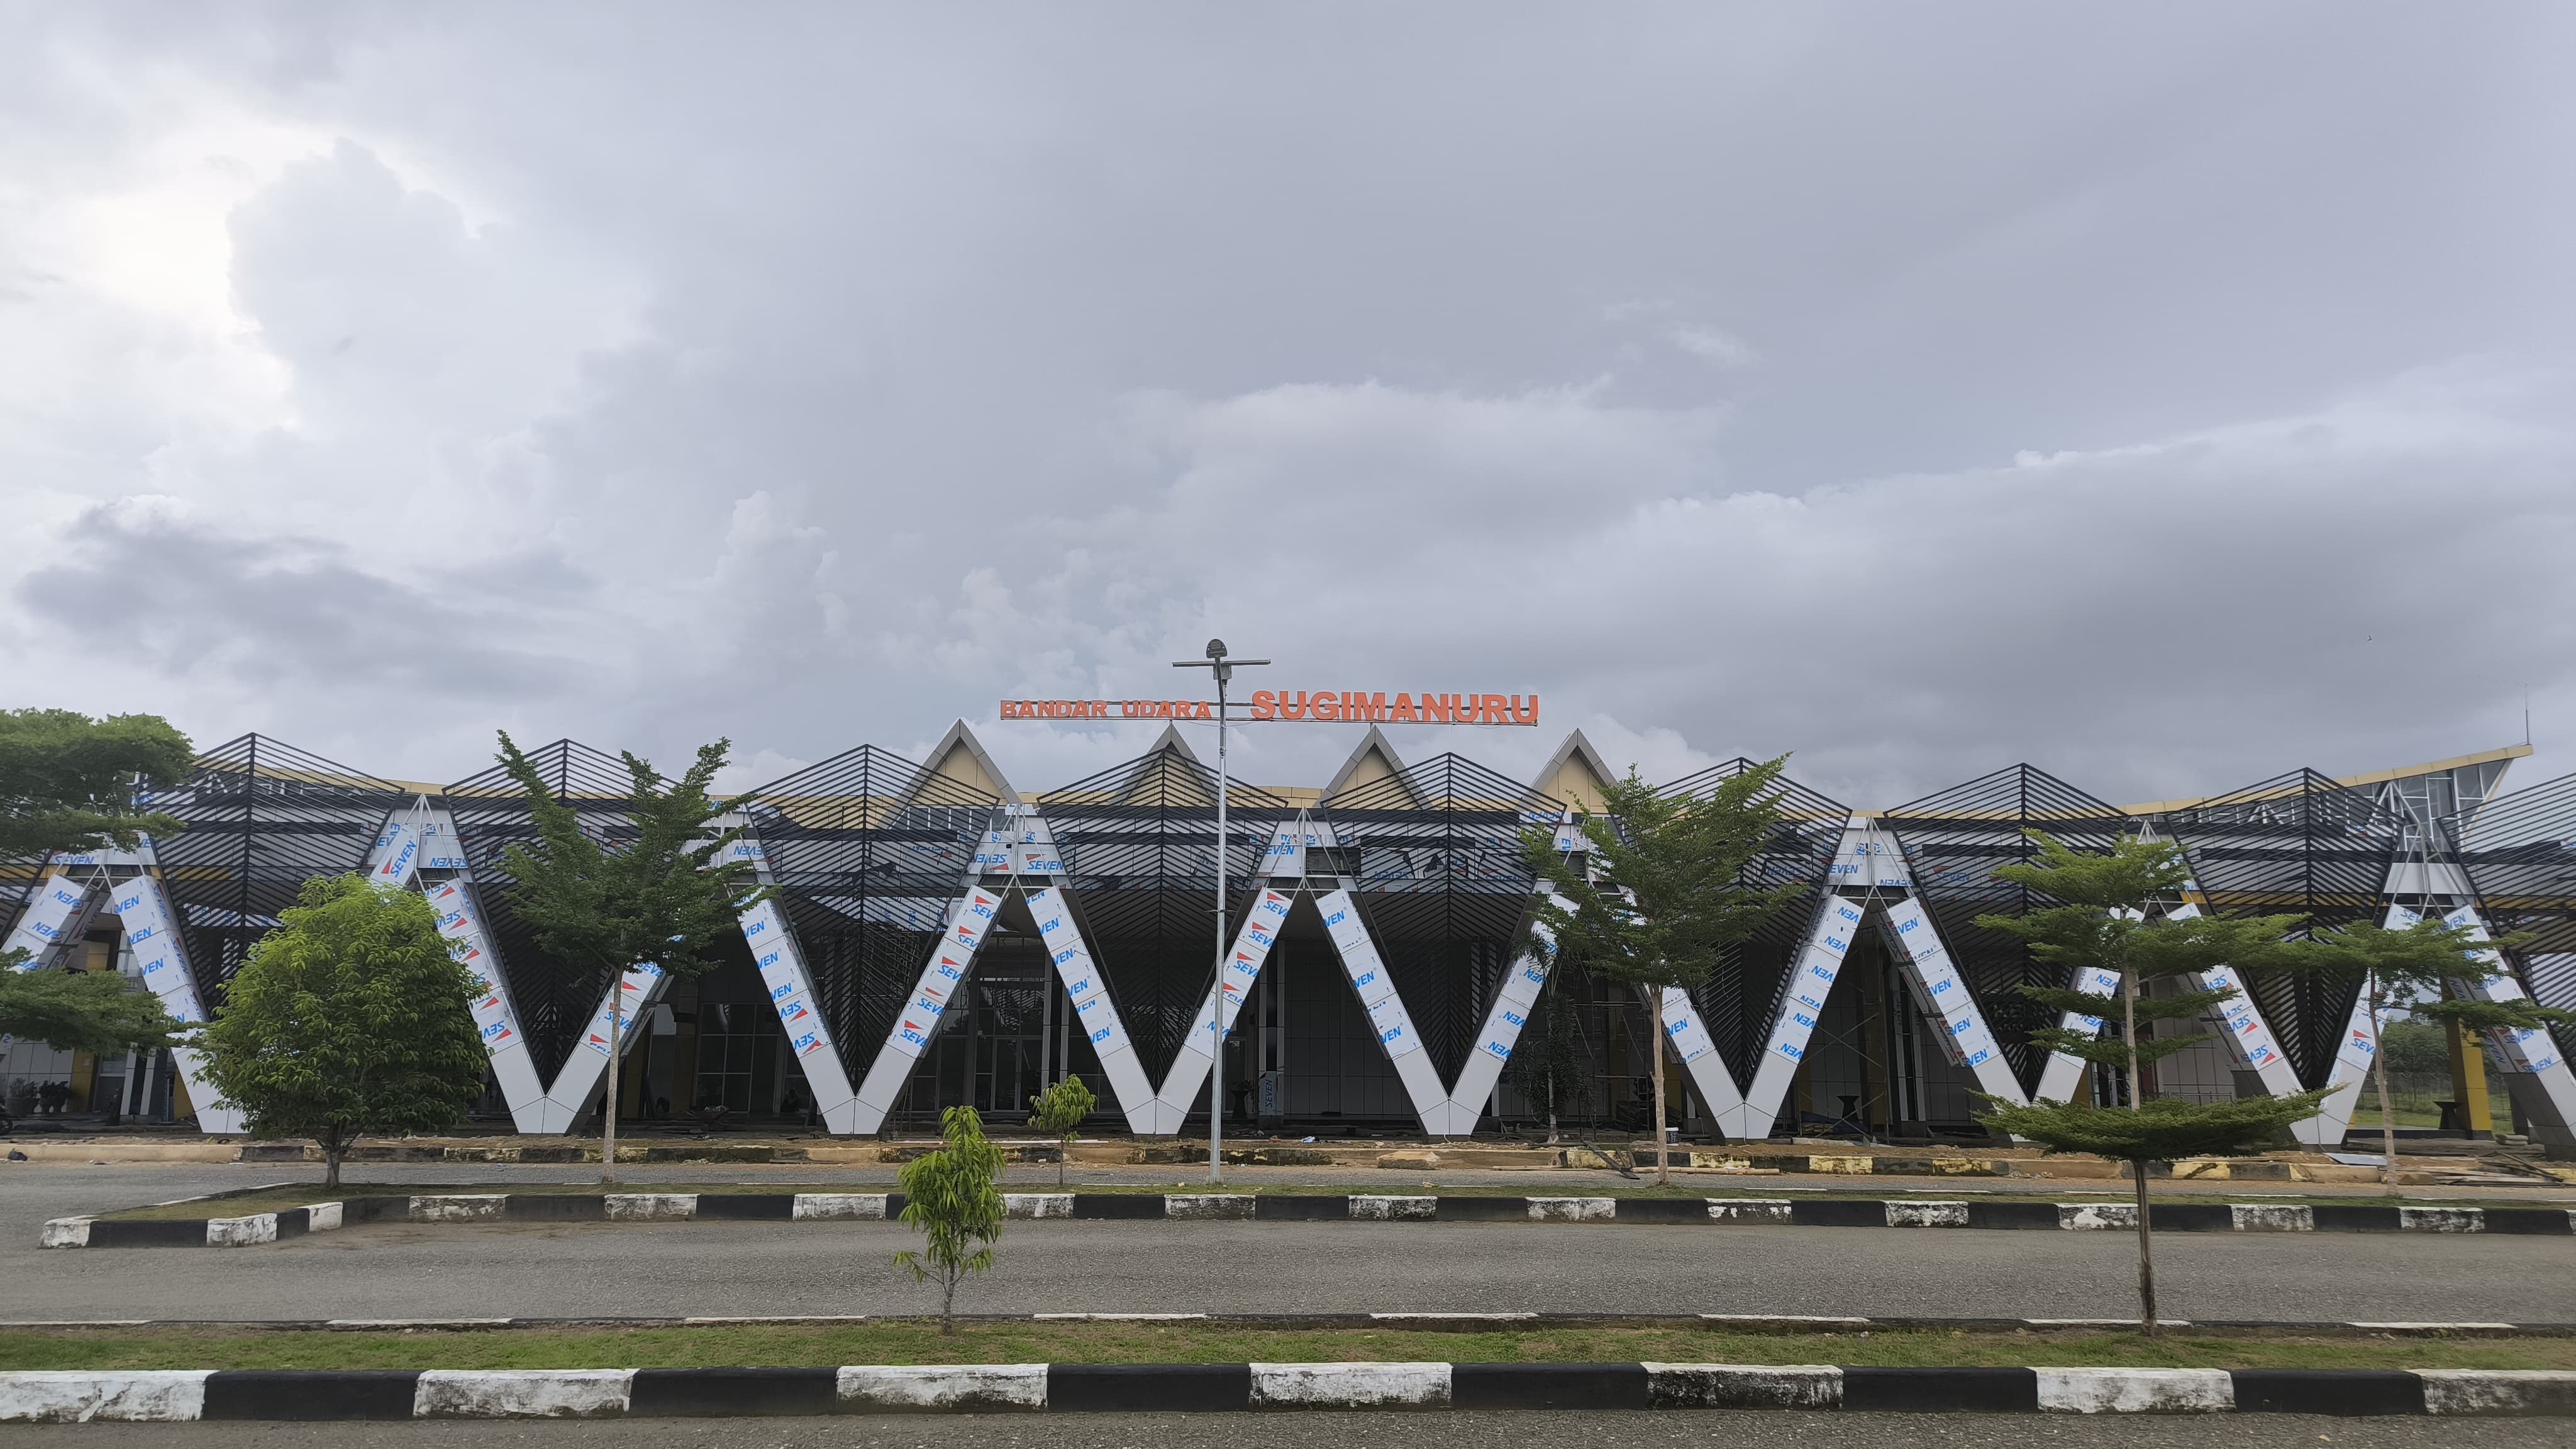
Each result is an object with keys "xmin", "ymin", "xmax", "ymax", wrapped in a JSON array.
[
  {"xmin": 3, "ymin": 1413, "xmax": 2567, "ymax": 1448},
  {"xmin": 8, "ymin": 1164, "xmax": 2576, "ymax": 1323}
]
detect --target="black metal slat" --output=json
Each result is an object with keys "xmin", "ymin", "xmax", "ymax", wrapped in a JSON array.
[
  {"xmin": 2148, "ymin": 769, "xmax": 2396, "ymax": 1086},
  {"xmin": 1882, "ymin": 765, "xmax": 2134, "ymax": 1094},
  {"xmin": 1040, "ymin": 747, "xmax": 1293, "ymax": 1087},
  {"xmin": 147, "ymin": 734, "xmax": 409, "ymax": 1004},
  {"xmin": 1659, "ymin": 760, "xmax": 1848, "ymax": 1089},
  {"xmin": 441, "ymin": 740, "xmax": 643, "ymax": 1082},
  {"xmin": 743, "ymin": 745, "xmax": 994, "ymax": 1087}
]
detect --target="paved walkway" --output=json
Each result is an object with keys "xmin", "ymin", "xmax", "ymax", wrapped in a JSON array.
[{"xmin": 8, "ymin": 1163, "xmax": 2575, "ymax": 1324}]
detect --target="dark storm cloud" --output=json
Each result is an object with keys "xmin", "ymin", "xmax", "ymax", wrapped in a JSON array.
[
  {"xmin": 3, "ymin": 4, "xmax": 2573, "ymax": 803},
  {"xmin": 19, "ymin": 501, "xmax": 577, "ymax": 700}
]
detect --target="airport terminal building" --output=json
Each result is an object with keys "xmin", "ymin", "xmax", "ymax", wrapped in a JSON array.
[{"xmin": 5, "ymin": 723, "xmax": 2573, "ymax": 1149}]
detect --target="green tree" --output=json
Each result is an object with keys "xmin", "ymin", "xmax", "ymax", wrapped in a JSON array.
[
  {"xmin": 2309, "ymin": 917, "xmax": 2570, "ymax": 1191},
  {"xmin": 490, "ymin": 732, "xmax": 762, "ymax": 1185},
  {"xmin": 199, "ymin": 876, "xmax": 487, "ymax": 1188},
  {"xmin": 896, "ymin": 1105, "xmax": 1006, "ymax": 1331},
  {"xmin": 0, "ymin": 708, "xmax": 194, "ymax": 863},
  {"xmin": 0, "ymin": 969, "xmax": 185, "ymax": 1056},
  {"xmin": 1026, "ymin": 1075, "xmax": 1096, "ymax": 1189},
  {"xmin": 1521, "ymin": 760, "xmax": 1804, "ymax": 1184},
  {"xmin": 1975, "ymin": 830, "xmax": 2328, "ymax": 1332},
  {"xmin": 2376, "ymin": 1017, "xmax": 2452, "ymax": 1078},
  {"xmin": 1502, "ymin": 985, "xmax": 1590, "ymax": 1145},
  {"xmin": 2, "ymin": 710, "xmax": 194, "ymax": 1062}
]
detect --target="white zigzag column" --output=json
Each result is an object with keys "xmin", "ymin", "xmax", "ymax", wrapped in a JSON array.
[
  {"xmin": 1434, "ymin": 811, "xmax": 1756, "ymax": 1138},
  {"xmin": 1426, "ymin": 940, "xmax": 1550, "ymax": 1138},
  {"xmin": 2031, "ymin": 960, "xmax": 2124, "ymax": 1105},
  {"xmin": 2163, "ymin": 902, "xmax": 2308, "ymax": 1104},
  {"xmin": 1719, "ymin": 892, "xmax": 1865, "ymax": 1139},
  {"xmin": 379, "ymin": 804, "xmax": 674, "ymax": 1135},
  {"xmin": 849, "ymin": 884, "xmax": 1008, "ymax": 1131},
  {"xmin": 2028, "ymin": 892, "xmax": 2308, "ymax": 1114},
  {"xmin": 4, "ymin": 869, "xmax": 94, "ymax": 965},
  {"xmin": 534, "ymin": 962, "xmax": 670, "ymax": 1131},
  {"xmin": 1028, "ymin": 884, "xmax": 1160, "ymax": 1133},
  {"xmin": 1427, "ymin": 814, "xmax": 1590, "ymax": 1135},
  {"xmin": 1315, "ymin": 887, "xmax": 1452, "ymax": 1127},
  {"xmin": 1148, "ymin": 887, "xmax": 1294, "ymax": 1133},
  {"xmin": 1653, "ymin": 982, "xmax": 1751, "ymax": 1139},
  {"xmin": 1424, "ymin": 902, "xmax": 1751, "ymax": 1138},
  {"xmin": 108, "ymin": 867, "xmax": 243, "ymax": 1133},
  {"xmin": 6, "ymin": 856, "xmax": 243, "ymax": 1133},
  {"xmin": 421, "ymin": 875, "xmax": 552, "ymax": 1131},
  {"xmin": 374, "ymin": 814, "xmax": 551, "ymax": 1133},
  {"xmin": 2440, "ymin": 903, "xmax": 2576, "ymax": 1145},
  {"xmin": 736, "ymin": 892, "xmax": 864, "ymax": 1134},
  {"xmin": 1879, "ymin": 897, "xmax": 2028, "ymax": 1109},
  {"xmin": 2289, "ymin": 903, "xmax": 2412, "ymax": 1147},
  {"xmin": 1002, "ymin": 810, "xmax": 1163, "ymax": 1133}
]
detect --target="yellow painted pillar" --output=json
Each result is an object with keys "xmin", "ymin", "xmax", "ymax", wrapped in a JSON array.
[
  {"xmin": 2446, "ymin": 1018, "xmax": 2494, "ymax": 1136},
  {"xmin": 69, "ymin": 1051, "xmax": 97, "ymax": 1112}
]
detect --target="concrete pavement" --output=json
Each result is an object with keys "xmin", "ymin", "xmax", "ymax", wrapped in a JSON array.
[{"xmin": 9, "ymin": 1164, "xmax": 2576, "ymax": 1324}]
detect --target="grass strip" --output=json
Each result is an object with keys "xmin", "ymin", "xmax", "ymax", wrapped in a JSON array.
[
  {"xmin": 94, "ymin": 1180, "xmax": 2575, "ymax": 1220},
  {"xmin": 2, "ymin": 1322, "xmax": 2571, "ymax": 1373}
]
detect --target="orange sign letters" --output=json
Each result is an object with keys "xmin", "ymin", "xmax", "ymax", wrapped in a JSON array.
[{"xmin": 997, "ymin": 692, "xmax": 1538, "ymax": 726}]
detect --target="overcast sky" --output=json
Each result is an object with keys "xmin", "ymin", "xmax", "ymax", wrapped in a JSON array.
[{"xmin": 5, "ymin": 4, "xmax": 2572, "ymax": 808}]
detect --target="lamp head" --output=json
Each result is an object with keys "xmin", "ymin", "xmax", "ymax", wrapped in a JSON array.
[{"xmin": 1204, "ymin": 638, "xmax": 1227, "ymax": 661}]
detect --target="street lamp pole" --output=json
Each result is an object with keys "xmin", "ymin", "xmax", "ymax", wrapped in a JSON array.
[{"xmin": 1174, "ymin": 638, "xmax": 1267, "ymax": 1184}]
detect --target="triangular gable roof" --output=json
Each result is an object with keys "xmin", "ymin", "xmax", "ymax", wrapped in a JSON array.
[
  {"xmin": 1323, "ymin": 726, "xmax": 1410, "ymax": 804},
  {"xmin": 924, "ymin": 720, "xmax": 1019, "ymax": 804},
  {"xmin": 1532, "ymin": 729, "xmax": 1618, "ymax": 814},
  {"xmin": 1145, "ymin": 723, "xmax": 1204, "ymax": 767}
]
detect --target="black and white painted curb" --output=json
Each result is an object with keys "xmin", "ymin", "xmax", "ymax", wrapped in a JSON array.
[
  {"xmin": 44, "ymin": 1192, "xmax": 2576, "ymax": 1247},
  {"xmin": 4, "ymin": 1364, "xmax": 2572, "ymax": 1421},
  {"xmin": 7, "ymin": 1311, "xmax": 2566, "ymax": 1336}
]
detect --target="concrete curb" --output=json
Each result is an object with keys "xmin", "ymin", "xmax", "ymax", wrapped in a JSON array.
[
  {"xmin": 45, "ymin": 1192, "xmax": 2576, "ymax": 1247},
  {"xmin": 5, "ymin": 1365, "xmax": 2573, "ymax": 1419}
]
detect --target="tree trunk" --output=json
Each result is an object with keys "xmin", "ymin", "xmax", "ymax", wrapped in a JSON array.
[
  {"xmin": 2368, "ymin": 981, "xmax": 2399, "ymax": 1193},
  {"xmin": 1644, "ymin": 984, "xmax": 1670, "ymax": 1187},
  {"xmin": 1059, "ymin": 1138, "xmax": 1069, "ymax": 1190},
  {"xmin": 323, "ymin": 1130, "xmax": 347, "ymax": 1191},
  {"xmin": 941, "ymin": 1270, "xmax": 958, "ymax": 1334},
  {"xmin": 2121, "ymin": 966, "xmax": 2143, "ymax": 1112},
  {"xmin": 2131, "ymin": 1155, "xmax": 2158, "ymax": 1334},
  {"xmin": 601, "ymin": 973, "xmax": 622, "ymax": 1187}
]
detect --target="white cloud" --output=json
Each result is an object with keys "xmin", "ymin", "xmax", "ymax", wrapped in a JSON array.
[{"xmin": 1668, "ymin": 326, "xmax": 1758, "ymax": 367}]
